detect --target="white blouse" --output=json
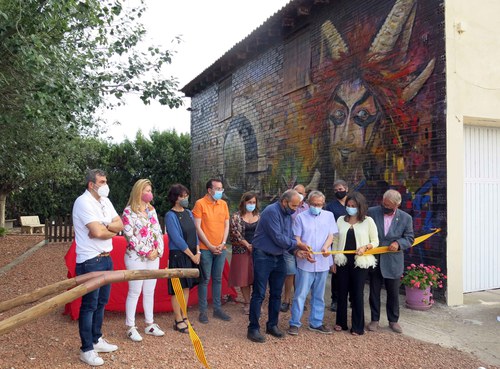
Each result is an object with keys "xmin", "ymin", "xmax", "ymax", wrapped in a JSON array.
[{"xmin": 333, "ymin": 215, "xmax": 379, "ymax": 269}]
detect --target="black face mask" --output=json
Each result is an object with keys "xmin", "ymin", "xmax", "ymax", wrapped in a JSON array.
[
  {"xmin": 335, "ymin": 191, "xmax": 347, "ymax": 200},
  {"xmin": 382, "ymin": 206, "xmax": 395, "ymax": 215}
]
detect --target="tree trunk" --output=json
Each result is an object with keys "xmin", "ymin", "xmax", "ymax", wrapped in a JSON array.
[
  {"xmin": 0, "ymin": 191, "xmax": 7, "ymax": 229},
  {"xmin": 0, "ymin": 268, "xmax": 199, "ymax": 336}
]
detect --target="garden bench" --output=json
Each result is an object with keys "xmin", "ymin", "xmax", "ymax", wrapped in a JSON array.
[{"xmin": 20, "ymin": 216, "xmax": 45, "ymax": 234}]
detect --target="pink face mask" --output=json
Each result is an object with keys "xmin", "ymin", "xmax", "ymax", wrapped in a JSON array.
[{"xmin": 141, "ymin": 192, "xmax": 153, "ymax": 203}]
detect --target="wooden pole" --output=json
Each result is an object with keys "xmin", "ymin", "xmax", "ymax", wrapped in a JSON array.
[
  {"xmin": 0, "ymin": 271, "xmax": 109, "ymax": 313},
  {"xmin": 0, "ymin": 268, "xmax": 199, "ymax": 336}
]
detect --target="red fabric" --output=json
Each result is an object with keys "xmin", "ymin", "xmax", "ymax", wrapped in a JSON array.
[{"xmin": 63, "ymin": 235, "xmax": 237, "ymax": 320}]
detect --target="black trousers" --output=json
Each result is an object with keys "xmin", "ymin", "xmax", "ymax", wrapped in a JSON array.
[
  {"xmin": 368, "ymin": 265, "xmax": 400, "ymax": 323},
  {"xmin": 336, "ymin": 257, "xmax": 368, "ymax": 335}
]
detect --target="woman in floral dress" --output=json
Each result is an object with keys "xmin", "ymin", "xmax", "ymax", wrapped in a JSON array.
[
  {"xmin": 229, "ymin": 192, "xmax": 260, "ymax": 314},
  {"xmin": 122, "ymin": 179, "xmax": 165, "ymax": 342}
]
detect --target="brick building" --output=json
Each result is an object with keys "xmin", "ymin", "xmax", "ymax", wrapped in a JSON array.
[{"xmin": 182, "ymin": 0, "xmax": 500, "ymax": 304}]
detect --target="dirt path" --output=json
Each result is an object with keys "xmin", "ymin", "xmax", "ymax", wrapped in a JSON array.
[{"xmin": 0, "ymin": 237, "xmax": 494, "ymax": 369}]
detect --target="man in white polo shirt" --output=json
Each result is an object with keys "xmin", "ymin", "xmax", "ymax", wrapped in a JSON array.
[{"xmin": 73, "ymin": 169, "xmax": 123, "ymax": 366}]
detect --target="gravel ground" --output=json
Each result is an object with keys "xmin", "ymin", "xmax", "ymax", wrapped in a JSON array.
[
  {"xmin": 0, "ymin": 237, "xmax": 494, "ymax": 369},
  {"xmin": 0, "ymin": 234, "xmax": 44, "ymax": 268}
]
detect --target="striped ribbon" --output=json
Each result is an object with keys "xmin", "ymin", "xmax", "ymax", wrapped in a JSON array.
[
  {"xmin": 311, "ymin": 228, "xmax": 441, "ymax": 255},
  {"xmin": 171, "ymin": 277, "xmax": 210, "ymax": 369}
]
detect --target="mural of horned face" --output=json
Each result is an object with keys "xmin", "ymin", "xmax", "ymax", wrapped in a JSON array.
[
  {"xmin": 318, "ymin": 0, "xmax": 435, "ymax": 185},
  {"xmin": 327, "ymin": 78, "xmax": 382, "ymax": 182}
]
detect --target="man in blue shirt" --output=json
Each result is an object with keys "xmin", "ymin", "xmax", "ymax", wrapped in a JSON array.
[
  {"xmin": 325, "ymin": 179, "xmax": 349, "ymax": 312},
  {"xmin": 247, "ymin": 189, "xmax": 311, "ymax": 343}
]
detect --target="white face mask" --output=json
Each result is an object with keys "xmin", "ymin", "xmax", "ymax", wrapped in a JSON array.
[{"xmin": 96, "ymin": 184, "xmax": 110, "ymax": 198}]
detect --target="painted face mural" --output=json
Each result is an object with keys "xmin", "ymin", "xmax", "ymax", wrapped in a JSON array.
[
  {"xmin": 217, "ymin": 1, "xmax": 445, "ymax": 268},
  {"xmin": 317, "ymin": 0, "xmax": 436, "ymax": 186},
  {"xmin": 327, "ymin": 78, "xmax": 382, "ymax": 182}
]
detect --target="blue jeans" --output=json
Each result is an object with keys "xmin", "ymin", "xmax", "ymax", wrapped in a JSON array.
[
  {"xmin": 283, "ymin": 251, "xmax": 297, "ymax": 275},
  {"xmin": 75, "ymin": 255, "xmax": 113, "ymax": 352},
  {"xmin": 248, "ymin": 248, "xmax": 286, "ymax": 331},
  {"xmin": 289, "ymin": 268, "xmax": 329, "ymax": 328},
  {"xmin": 198, "ymin": 249, "xmax": 226, "ymax": 312}
]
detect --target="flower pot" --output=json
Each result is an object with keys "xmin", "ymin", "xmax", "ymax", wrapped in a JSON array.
[{"xmin": 405, "ymin": 286, "xmax": 433, "ymax": 310}]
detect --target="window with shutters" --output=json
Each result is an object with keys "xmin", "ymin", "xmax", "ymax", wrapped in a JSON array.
[
  {"xmin": 283, "ymin": 29, "xmax": 311, "ymax": 94},
  {"xmin": 218, "ymin": 77, "xmax": 232, "ymax": 122}
]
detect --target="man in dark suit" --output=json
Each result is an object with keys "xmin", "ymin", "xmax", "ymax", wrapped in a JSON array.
[
  {"xmin": 367, "ymin": 189, "xmax": 414, "ymax": 333},
  {"xmin": 325, "ymin": 179, "xmax": 349, "ymax": 312}
]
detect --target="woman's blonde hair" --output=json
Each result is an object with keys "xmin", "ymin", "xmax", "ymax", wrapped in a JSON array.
[{"xmin": 127, "ymin": 179, "xmax": 154, "ymax": 213}]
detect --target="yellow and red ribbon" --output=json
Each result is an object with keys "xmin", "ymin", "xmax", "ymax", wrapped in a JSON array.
[
  {"xmin": 311, "ymin": 228, "xmax": 441, "ymax": 255},
  {"xmin": 171, "ymin": 277, "xmax": 210, "ymax": 369}
]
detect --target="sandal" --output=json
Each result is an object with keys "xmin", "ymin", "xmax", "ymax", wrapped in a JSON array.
[
  {"xmin": 173, "ymin": 320, "xmax": 188, "ymax": 334},
  {"xmin": 334, "ymin": 325, "xmax": 343, "ymax": 332},
  {"xmin": 183, "ymin": 318, "xmax": 193, "ymax": 328}
]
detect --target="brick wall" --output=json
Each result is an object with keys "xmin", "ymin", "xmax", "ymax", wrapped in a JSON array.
[{"xmin": 190, "ymin": 0, "xmax": 446, "ymax": 268}]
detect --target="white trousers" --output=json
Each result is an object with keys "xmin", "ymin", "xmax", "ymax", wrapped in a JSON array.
[{"xmin": 124, "ymin": 254, "xmax": 160, "ymax": 327}]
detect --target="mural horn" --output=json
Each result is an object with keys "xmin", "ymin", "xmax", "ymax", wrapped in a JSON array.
[
  {"xmin": 369, "ymin": 0, "xmax": 416, "ymax": 59},
  {"xmin": 402, "ymin": 58, "xmax": 436, "ymax": 102},
  {"xmin": 320, "ymin": 20, "xmax": 348, "ymax": 63}
]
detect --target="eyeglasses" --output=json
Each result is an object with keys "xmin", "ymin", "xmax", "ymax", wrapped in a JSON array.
[
  {"xmin": 212, "ymin": 187, "xmax": 224, "ymax": 192},
  {"xmin": 100, "ymin": 203, "xmax": 108, "ymax": 218}
]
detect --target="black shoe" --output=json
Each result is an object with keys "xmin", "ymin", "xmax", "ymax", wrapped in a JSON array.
[
  {"xmin": 213, "ymin": 309, "xmax": 231, "ymax": 321},
  {"xmin": 265, "ymin": 325, "xmax": 284, "ymax": 338},
  {"xmin": 280, "ymin": 302, "xmax": 290, "ymax": 312},
  {"xmin": 247, "ymin": 329, "xmax": 266, "ymax": 343},
  {"xmin": 330, "ymin": 302, "xmax": 337, "ymax": 312},
  {"xmin": 198, "ymin": 311, "xmax": 209, "ymax": 324}
]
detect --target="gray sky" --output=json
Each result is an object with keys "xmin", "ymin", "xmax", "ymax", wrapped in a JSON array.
[{"xmin": 103, "ymin": 0, "xmax": 288, "ymax": 142}]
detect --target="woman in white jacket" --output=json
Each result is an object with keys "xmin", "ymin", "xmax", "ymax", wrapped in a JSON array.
[{"xmin": 333, "ymin": 191, "xmax": 379, "ymax": 335}]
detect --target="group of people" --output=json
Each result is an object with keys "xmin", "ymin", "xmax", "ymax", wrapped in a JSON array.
[{"xmin": 72, "ymin": 169, "xmax": 414, "ymax": 366}]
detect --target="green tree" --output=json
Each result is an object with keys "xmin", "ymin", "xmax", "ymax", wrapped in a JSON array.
[
  {"xmin": 0, "ymin": 0, "xmax": 183, "ymax": 227},
  {"xmin": 8, "ymin": 131, "xmax": 191, "ymax": 222}
]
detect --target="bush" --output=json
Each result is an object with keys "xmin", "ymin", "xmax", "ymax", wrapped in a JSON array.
[{"xmin": 0, "ymin": 227, "xmax": 7, "ymax": 237}]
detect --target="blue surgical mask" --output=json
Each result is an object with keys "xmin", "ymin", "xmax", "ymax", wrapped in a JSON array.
[
  {"xmin": 286, "ymin": 207, "xmax": 296, "ymax": 215},
  {"xmin": 309, "ymin": 206, "xmax": 321, "ymax": 216},
  {"xmin": 245, "ymin": 204, "xmax": 256, "ymax": 213},
  {"xmin": 212, "ymin": 190, "xmax": 223, "ymax": 201},
  {"xmin": 346, "ymin": 206, "xmax": 358, "ymax": 216}
]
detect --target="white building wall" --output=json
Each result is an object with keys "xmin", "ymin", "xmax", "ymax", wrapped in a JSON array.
[{"xmin": 446, "ymin": 0, "xmax": 500, "ymax": 305}]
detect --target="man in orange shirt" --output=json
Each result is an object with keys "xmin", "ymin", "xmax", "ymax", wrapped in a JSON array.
[{"xmin": 193, "ymin": 178, "xmax": 231, "ymax": 324}]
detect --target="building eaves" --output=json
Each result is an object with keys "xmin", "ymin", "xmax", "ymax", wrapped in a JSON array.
[{"xmin": 181, "ymin": 0, "xmax": 329, "ymax": 97}]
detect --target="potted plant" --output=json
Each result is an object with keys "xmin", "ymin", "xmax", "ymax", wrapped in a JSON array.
[{"xmin": 401, "ymin": 263, "xmax": 446, "ymax": 310}]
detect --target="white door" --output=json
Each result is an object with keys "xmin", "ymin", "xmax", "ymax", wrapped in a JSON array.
[{"xmin": 463, "ymin": 125, "xmax": 500, "ymax": 292}]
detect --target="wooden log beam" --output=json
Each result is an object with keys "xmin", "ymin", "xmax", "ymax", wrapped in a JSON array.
[{"xmin": 0, "ymin": 268, "xmax": 199, "ymax": 336}]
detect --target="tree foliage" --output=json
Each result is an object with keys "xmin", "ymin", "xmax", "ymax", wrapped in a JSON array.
[
  {"xmin": 0, "ymin": 0, "xmax": 183, "ymax": 226},
  {"xmin": 8, "ymin": 130, "xmax": 191, "ymax": 221}
]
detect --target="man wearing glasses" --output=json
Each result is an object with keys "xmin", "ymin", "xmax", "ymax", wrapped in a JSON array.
[
  {"xmin": 72, "ymin": 169, "xmax": 124, "ymax": 366},
  {"xmin": 193, "ymin": 178, "xmax": 231, "ymax": 324}
]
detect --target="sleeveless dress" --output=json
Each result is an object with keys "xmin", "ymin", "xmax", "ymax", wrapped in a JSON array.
[
  {"xmin": 228, "ymin": 220, "xmax": 257, "ymax": 287},
  {"xmin": 167, "ymin": 210, "xmax": 199, "ymax": 295}
]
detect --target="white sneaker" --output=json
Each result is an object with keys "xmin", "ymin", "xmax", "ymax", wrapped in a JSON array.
[
  {"xmin": 144, "ymin": 323, "xmax": 165, "ymax": 337},
  {"xmin": 127, "ymin": 326, "xmax": 143, "ymax": 342},
  {"xmin": 93, "ymin": 337, "xmax": 118, "ymax": 353},
  {"xmin": 80, "ymin": 350, "xmax": 104, "ymax": 366}
]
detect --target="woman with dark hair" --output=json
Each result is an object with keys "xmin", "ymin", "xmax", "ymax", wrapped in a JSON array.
[
  {"xmin": 165, "ymin": 184, "xmax": 200, "ymax": 333},
  {"xmin": 229, "ymin": 192, "xmax": 260, "ymax": 314},
  {"xmin": 333, "ymin": 191, "xmax": 379, "ymax": 335}
]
